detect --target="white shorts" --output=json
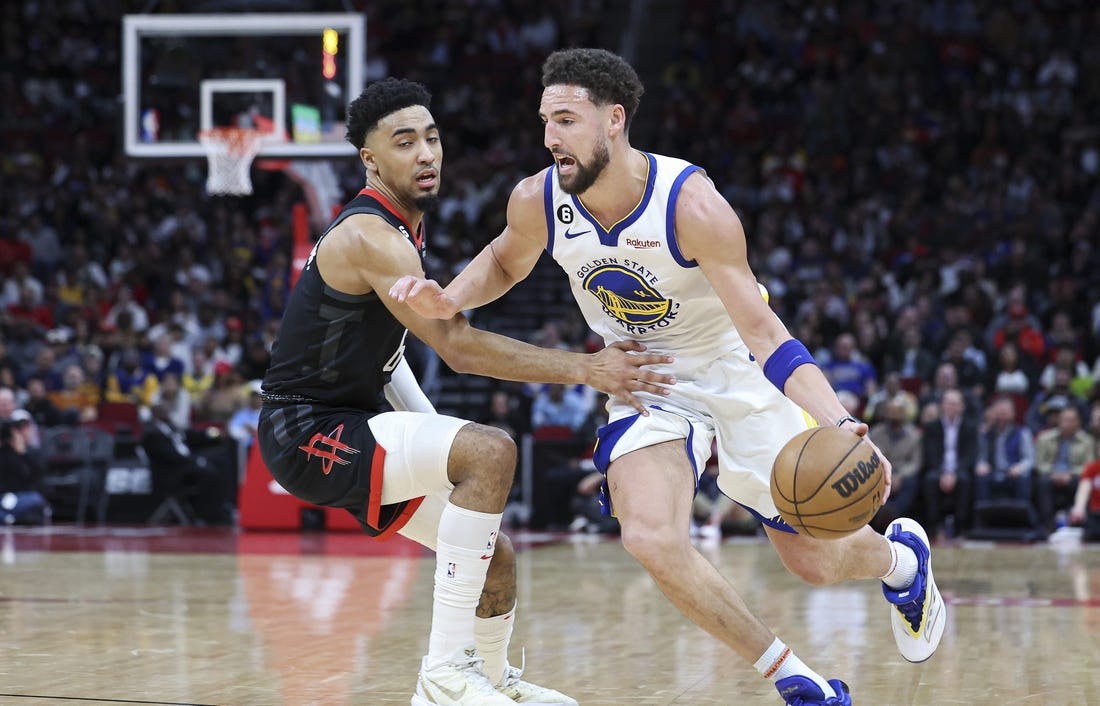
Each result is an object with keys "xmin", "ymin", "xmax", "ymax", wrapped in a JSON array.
[{"xmin": 593, "ymin": 346, "xmax": 815, "ymax": 527}]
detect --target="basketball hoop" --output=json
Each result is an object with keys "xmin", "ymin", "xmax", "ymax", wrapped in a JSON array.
[{"xmin": 198, "ymin": 127, "xmax": 266, "ymax": 196}]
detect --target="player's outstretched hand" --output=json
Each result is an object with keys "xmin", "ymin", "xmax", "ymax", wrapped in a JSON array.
[
  {"xmin": 841, "ymin": 418, "xmax": 893, "ymax": 504},
  {"xmin": 586, "ymin": 341, "xmax": 675, "ymax": 416},
  {"xmin": 389, "ymin": 275, "xmax": 459, "ymax": 319}
]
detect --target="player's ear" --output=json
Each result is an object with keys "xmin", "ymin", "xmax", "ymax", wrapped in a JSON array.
[
  {"xmin": 609, "ymin": 104, "xmax": 626, "ymax": 135},
  {"xmin": 360, "ymin": 146, "xmax": 376, "ymax": 174}
]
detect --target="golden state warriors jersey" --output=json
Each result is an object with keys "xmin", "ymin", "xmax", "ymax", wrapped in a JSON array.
[{"xmin": 544, "ymin": 152, "xmax": 745, "ymax": 374}]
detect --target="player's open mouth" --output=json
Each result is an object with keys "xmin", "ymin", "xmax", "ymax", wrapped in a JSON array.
[
  {"xmin": 415, "ymin": 171, "xmax": 437, "ymax": 188},
  {"xmin": 556, "ymin": 155, "xmax": 576, "ymax": 173}
]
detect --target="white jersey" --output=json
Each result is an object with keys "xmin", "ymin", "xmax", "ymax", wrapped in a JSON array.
[{"xmin": 543, "ymin": 152, "xmax": 745, "ymax": 375}]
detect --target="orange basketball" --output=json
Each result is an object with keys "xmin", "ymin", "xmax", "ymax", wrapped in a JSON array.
[{"xmin": 770, "ymin": 426, "xmax": 885, "ymax": 538}]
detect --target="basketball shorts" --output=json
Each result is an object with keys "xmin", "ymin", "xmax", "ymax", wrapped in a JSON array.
[
  {"xmin": 593, "ymin": 346, "xmax": 815, "ymax": 531},
  {"xmin": 258, "ymin": 404, "xmax": 467, "ymax": 538}
]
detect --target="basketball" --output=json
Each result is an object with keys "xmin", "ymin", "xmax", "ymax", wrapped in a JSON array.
[{"xmin": 770, "ymin": 426, "xmax": 885, "ymax": 539}]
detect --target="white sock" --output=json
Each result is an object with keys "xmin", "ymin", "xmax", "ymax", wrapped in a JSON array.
[
  {"xmin": 754, "ymin": 638, "xmax": 835, "ymax": 699},
  {"xmin": 475, "ymin": 602, "xmax": 515, "ymax": 685},
  {"xmin": 426, "ymin": 502, "xmax": 503, "ymax": 669},
  {"xmin": 881, "ymin": 539, "xmax": 919, "ymax": 590}
]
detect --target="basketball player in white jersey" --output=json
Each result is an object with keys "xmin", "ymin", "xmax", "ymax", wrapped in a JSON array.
[{"xmin": 391, "ymin": 49, "xmax": 945, "ymax": 705}]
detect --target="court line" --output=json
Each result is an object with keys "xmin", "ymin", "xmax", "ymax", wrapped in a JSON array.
[{"xmin": 0, "ymin": 695, "xmax": 220, "ymax": 706}]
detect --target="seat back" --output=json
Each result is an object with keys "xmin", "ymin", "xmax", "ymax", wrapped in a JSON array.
[{"xmin": 42, "ymin": 425, "xmax": 91, "ymax": 469}]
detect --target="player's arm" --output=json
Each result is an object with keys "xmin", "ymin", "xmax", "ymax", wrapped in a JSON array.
[
  {"xmin": 389, "ymin": 172, "xmax": 549, "ymax": 317},
  {"xmin": 675, "ymin": 173, "xmax": 891, "ymax": 491},
  {"xmin": 384, "ymin": 357, "xmax": 436, "ymax": 414},
  {"xmin": 326, "ymin": 215, "xmax": 674, "ymax": 414}
]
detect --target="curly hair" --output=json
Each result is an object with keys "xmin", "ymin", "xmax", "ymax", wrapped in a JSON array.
[
  {"xmin": 345, "ymin": 78, "xmax": 432, "ymax": 149},
  {"xmin": 541, "ymin": 48, "xmax": 644, "ymax": 129}
]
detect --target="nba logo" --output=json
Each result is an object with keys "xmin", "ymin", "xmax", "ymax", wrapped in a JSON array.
[
  {"xmin": 140, "ymin": 109, "xmax": 159, "ymax": 143},
  {"xmin": 447, "ymin": 562, "xmax": 456, "ymax": 578},
  {"xmin": 486, "ymin": 531, "xmax": 497, "ymax": 550}
]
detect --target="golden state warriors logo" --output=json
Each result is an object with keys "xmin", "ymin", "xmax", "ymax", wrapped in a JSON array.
[{"xmin": 581, "ymin": 264, "xmax": 674, "ymax": 331}]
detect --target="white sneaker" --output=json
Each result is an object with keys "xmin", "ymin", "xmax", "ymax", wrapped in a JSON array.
[
  {"xmin": 881, "ymin": 518, "xmax": 946, "ymax": 662},
  {"xmin": 496, "ymin": 664, "xmax": 578, "ymax": 705},
  {"xmin": 412, "ymin": 649, "xmax": 516, "ymax": 706}
]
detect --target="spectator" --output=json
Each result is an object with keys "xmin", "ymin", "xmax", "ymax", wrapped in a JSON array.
[
  {"xmin": 481, "ymin": 387, "xmax": 529, "ymax": 441},
  {"xmin": 144, "ymin": 332, "xmax": 186, "ymax": 383},
  {"xmin": 0, "ymin": 411, "xmax": 50, "ymax": 525},
  {"xmin": 883, "ymin": 327, "xmax": 938, "ymax": 386},
  {"xmin": 821, "ymin": 332, "xmax": 877, "ymax": 402},
  {"xmin": 987, "ymin": 341, "xmax": 1035, "ymax": 398},
  {"xmin": 863, "ymin": 371, "xmax": 919, "ymax": 425},
  {"xmin": 991, "ymin": 303, "xmax": 1046, "ymax": 367},
  {"xmin": 182, "ymin": 348, "xmax": 215, "ymax": 400},
  {"xmin": 49, "ymin": 363, "xmax": 100, "ymax": 423},
  {"xmin": 227, "ymin": 381, "xmax": 263, "ymax": 448},
  {"xmin": 921, "ymin": 389, "xmax": 978, "ymax": 538},
  {"xmin": 22, "ymin": 377, "xmax": 67, "ymax": 428},
  {"xmin": 869, "ymin": 397, "xmax": 923, "ymax": 531},
  {"xmin": 1025, "ymin": 367, "xmax": 1090, "ymax": 433},
  {"xmin": 1035, "ymin": 407, "xmax": 1097, "ymax": 531},
  {"xmin": 530, "ymin": 383, "xmax": 590, "ymax": 435},
  {"xmin": 1069, "ymin": 459, "xmax": 1100, "ymax": 542},
  {"xmin": 141, "ymin": 402, "xmax": 234, "ymax": 525},
  {"xmin": 196, "ymin": 361, "xmax": 243, "ymax": 425},
  {"xmin": 150, "ymin": 371, "xmax": 192, "ymax": 432},
  {"xmin": 103, "ymin": 285, "xmax": 150, "ymax": 334},
  {"xmin": 104, "ymin": 346, "xmax": 159, "ymax": 407},
  {"xmin": 974, "ymin": 396, "xmax": 1038, "ymax": 513}
]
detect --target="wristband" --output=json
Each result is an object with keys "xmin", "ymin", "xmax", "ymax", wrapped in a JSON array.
[
  {"xmin": 835, "ymin": 415, "xmax": 861, "ymax": 429},
  {"xmin": 762, "ymin": 338, "xmax": 815, "ymax": 393}
]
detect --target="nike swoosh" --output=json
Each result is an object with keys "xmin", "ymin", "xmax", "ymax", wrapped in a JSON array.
[
  {"xmin": 480, "ymin": 554, "xmax": 493, "ymax": 560},
  {"xmin": 564, "ymin": 228, "xmax": 591, "ymax": 239},
  {"xmin": 426, "ymin": 679, "xmax": 466, "ymax": 702}
]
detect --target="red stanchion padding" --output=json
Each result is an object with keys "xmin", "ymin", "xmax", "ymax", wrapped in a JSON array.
[{"xmin": 239, "ymin": 439, "xmax": 363, "ymax": 531}]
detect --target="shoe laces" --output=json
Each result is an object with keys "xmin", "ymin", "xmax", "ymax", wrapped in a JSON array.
[
  {"xmin": 499, "ymin": 647, "xmax": 527, "ymax": 687},
  {"xmin": 448, "ymin": 648, "xmax": 501, "ymax": 695}
]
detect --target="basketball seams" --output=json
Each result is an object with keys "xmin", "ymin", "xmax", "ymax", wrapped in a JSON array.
[
  {"xmin": 798, "ymin": 438, "xmax": 866, "ymax": 502},
  {"xmin": 787, "ymin": 426, "xmax": 826, "ymax": 534},
  {"xmin": 770, "ymin": 427, "xmax": 885, "ymax": 539}
]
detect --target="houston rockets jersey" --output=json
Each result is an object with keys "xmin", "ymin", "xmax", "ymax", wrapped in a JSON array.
[{"xmin": 543, "ymin": 152, "xmax": 745, "ymax": 373}]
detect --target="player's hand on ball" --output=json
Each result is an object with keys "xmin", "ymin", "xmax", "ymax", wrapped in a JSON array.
[{"xmin": 838, "ymin": 417, "xmax": 892, "ymax": 504}]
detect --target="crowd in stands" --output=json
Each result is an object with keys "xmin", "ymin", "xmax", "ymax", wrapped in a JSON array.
[{"xmin": 1, "ymin": 1, "xmax": 1099, "ymax": 538}]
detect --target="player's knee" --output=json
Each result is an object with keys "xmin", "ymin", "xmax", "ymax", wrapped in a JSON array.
[
  {"xmin": 619, "ymin": 520, "xmax": 684, "ymax": 571},
  {"xmin": 452, "ymin": 423, "xmax": 516, "ymax": 488},
  {"xmin": 477, "ymin": 425, "xmax": 517, "ymax": 480}
]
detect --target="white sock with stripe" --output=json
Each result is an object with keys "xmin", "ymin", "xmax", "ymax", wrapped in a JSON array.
[
  {"xmin": 426, "ymin": 502, "xmax": 502, "ymax": 669},
  {"xmin": 754, "ymin": 638, "xmax": 835, "ymax": 698}
]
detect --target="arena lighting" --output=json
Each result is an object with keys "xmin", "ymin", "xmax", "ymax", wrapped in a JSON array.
[{"xmin": 322, "ymin": 27, "xmax": 338, "ymax": 79}]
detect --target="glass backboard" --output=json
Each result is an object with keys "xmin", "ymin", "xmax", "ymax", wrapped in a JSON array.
[{"xmin": 122, "ymin": 13, "xmax": 365, "ymax": 158}]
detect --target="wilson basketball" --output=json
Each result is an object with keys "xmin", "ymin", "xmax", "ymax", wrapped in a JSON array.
[{"xmin": 770, "ymin": 426, "xmax": 884, "ymax": 539}]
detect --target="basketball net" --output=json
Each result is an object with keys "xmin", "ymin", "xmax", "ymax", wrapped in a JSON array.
[{"xmin": 198, "ymin": 127, "xmax": 266, "ymax": 196}]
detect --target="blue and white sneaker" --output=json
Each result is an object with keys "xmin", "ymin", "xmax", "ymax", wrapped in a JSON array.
[
  {"xmin": 775, "ymin": 676, "xmax": 851, "ymax": 705},
  {"xmin": 882, "ymin": 517, "xmax": 946, "ymax": 662}
]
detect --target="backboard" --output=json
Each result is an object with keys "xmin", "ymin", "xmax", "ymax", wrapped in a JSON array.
[{"xmin": 122, "ymin": 13, "xmax": 365, "ymax": 158}]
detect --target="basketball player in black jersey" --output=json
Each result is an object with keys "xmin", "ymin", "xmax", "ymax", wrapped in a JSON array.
[{"xmin": 258, "ymin": 78, "xmax": 674, "ymax": 706}]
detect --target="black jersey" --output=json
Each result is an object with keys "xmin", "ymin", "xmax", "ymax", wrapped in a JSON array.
[{"xmin": 262, "ymin": 189, "xmax": 425, "ymax": 411}]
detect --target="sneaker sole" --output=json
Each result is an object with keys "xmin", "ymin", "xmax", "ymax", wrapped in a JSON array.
[{"xmin": 889, "ymin": 518, "xmax": 946, "ymax": 663}]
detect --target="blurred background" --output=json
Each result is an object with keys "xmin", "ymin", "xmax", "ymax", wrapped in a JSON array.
[{"xmin": 1, "ymin": 0, "xmax": 1098, "ymax": 541}]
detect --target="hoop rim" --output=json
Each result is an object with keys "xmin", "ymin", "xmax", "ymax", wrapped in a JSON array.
[{"xmin": 197, "ymin": 126, "xmax": 267, "ymax": 156}]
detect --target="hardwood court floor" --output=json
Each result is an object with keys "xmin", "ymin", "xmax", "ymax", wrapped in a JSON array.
[{"xmin": 0, "ymin": 526, "xmax": 1098, "ymax": 705}]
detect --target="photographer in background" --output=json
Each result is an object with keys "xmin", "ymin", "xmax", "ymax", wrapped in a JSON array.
[{"xmin": 0, "ymin": 410, "xmax": 51, "ymax": 525}]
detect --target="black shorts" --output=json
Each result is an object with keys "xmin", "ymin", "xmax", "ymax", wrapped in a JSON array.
[{"xmin": 257, "ymin": 403, "xmax": 423, "ymax": 537}]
